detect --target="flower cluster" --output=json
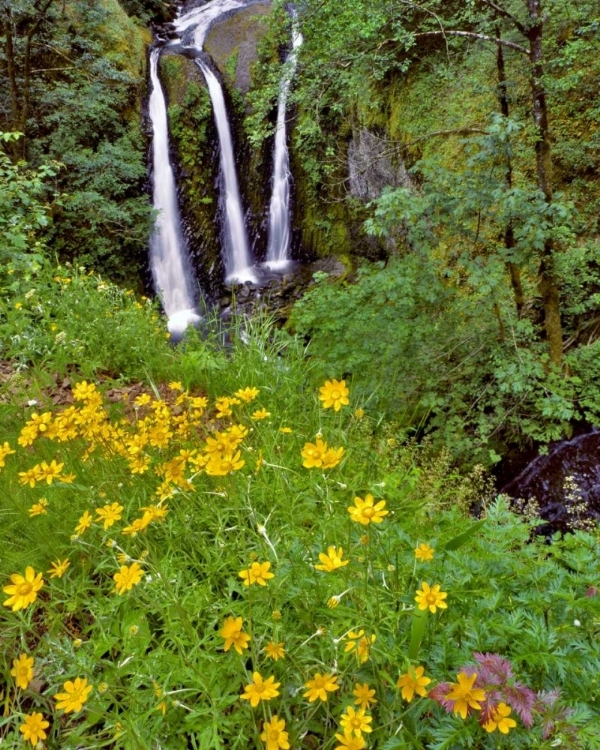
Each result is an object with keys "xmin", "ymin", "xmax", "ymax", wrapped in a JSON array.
[{"xmin": 2, "ymin": 375, "xmax": 561, "ymax": 747}]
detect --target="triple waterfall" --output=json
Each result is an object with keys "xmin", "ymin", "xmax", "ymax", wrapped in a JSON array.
[{"xmin": 148, "ymin": 0, "xmax": 301, "ymax": 334}]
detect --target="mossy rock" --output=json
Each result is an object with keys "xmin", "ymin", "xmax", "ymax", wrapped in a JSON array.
[{"xmin": 205, "ymin": 2, "xmax": 272, "ymax": 93}]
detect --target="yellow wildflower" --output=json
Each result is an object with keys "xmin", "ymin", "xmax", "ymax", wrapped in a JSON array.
[
  {"xmin": 48, "ymin": 559, "xmax": 70, "ymax": 578},
  {"xmin": 11, "ymin": 653, "xmax": 34, "ymax": 689},
  {"xmin": 340, "ymin": 706, "xmax": 373, "ymax": 737},
  {"xmin": 0, "ymin": 441, "xmax": 16, "ymax": 467},
  {"xmin": 18, "ymin": 467, "xmax": 39, "ymax": 487},
  {"xmin": 95, "ymin": 502, "xmax": 124, "ymax": 530},
  {"xmin": 483, "ymin": 702, "xmax": 518, "ymax": 734},
  {"xmin": 301, "ymin": 438, "xmax": 344, "ymax": 469},
  {"xmin": 75, "ymin": 510, "xmax": 93, "ymax": 535},
  {"xmin": 54, "ymin": 677, "xmax": 93, "ymax": 713},
  {"xmin": 239, "ymin": 561, "xmax": 274, "ymax": 586},
  {"xmin": 36, "ymin": 459, "xmax": 65, "ymax": 484},
  {"xmin": 206, "ymin": 451, "xmax": 245, "ymax": 476},
  {"xmin": 260, "ymin": 715, "xmax": 290, "ymax": 750},
  {"xmin": 444, "ymin": 672, "xmax": 486, "ymax": 719},
  {"xmin": 215, "ymin": 397, "xmax": 234, "ymax": 418},
  {"xmin": 279, "ymin": 426, "xmax": 292, "ymax": 433},
  {"xmin": 319, "ymin": 378, "xmax": 350, "ymax": 411},
  {"xmin": 397, "ymin": 666, "xmax": 431, "ymax": 701},
  {"xmin": 29, "ymin": 498, "xmax": 49, "ymax": 517},
  {"xmin": 19, "ymin": 713, "xmax": 49, "ymax": 747},
  {"xmin": 415, "ymin": 543, "xmax": 434, "ymax": 561},
  {"xmin": 3, "ymin": 566, "xmax": 44, "ymax": 611},
  {"xmin": 333, "ymin": 731, "xmax": 366, "ymax": 750},
  {"xmin": 235, "ymin": 387, "xmax": 259, "ymax": 402},
  {"xmin": 344, "ymin": 631, "xmax": 376, "ymax": 664},
  {"xmin": 347, "ymin": 494, "xmax": 388, "ymax": 525},
  {"xmin": 205, "ymin": 431, "xmax": 237, "ymax": 456},
  {"xmin": 168, "ymin": 381, "xmax": 184, "ymax": 391},
  {"xmin": 18, "ymin": 425, "xmax": 38, "ymax": 448},
  {"xmin": 220, "ymin": 616, "xmax": 250, "ymax": 654},
  {"xmin": 252, "ymin": 408, "xmax": 271, "ymax": 420},
  {"xmin": 315, "ymin": 546, "xmax": 349, "ymax": 572},
  {"xmin": 122, "ymin": 517, "xmax": 150, "ymax": 536},
  {"xmin": 72, "ymin": 381, "xmax": 97, "ymax": 401},
  {"xmin": 353, "ymin": 683, "xmax": 377, "ymax": 710},
  {"xmin": 415, "ymin": 582, "xmax": 448, "ymax": 614},
  {"xmin": 240, "ymin": 672, "xmax": 280, "ymax": 707},
  {"xmin": 263, "ymin": 642, "xmax": 285, "ymax": 660},
  {"xmin": 321, "ymin": 446, "xmax": 345, "ymax": 468},
  {"xmin": 301, "ymin": 437, "xmax": 327, "ymax": 468},
  {"xmin": 113, "ymin": 562, "xmax": 144, "ymax": 595},
  {"xmin": 354, "ymin": 408, "xmax": 365, "ymax": 419},
  {"xmin": 303, "ymin": 672, "xmax": 339, "ymax": 702}
]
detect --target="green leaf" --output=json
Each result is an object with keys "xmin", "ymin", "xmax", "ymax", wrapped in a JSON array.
[
  {"xmin": 381, "ymin": 739, "xmax": 408, "ymax": 750},
  {"xmin": 441, "ymin": 520, "xmax": 487, "ymax": 551},
  {"xmin": 408, "ymin": 607, "xmax": 428, "ymax": 660}
]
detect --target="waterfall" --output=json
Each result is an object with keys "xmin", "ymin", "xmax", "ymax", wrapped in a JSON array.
[
  {"xmin": 174, "ymin": 0, "xmax": 250, "ymax": 49},
  {"xmin": 266, "ymin": 14, "xmax": 303, "ymax": 269},
  {"xmin": 172, "ymin": 0, "xmax": 256, "ymax": 284},
  {"xmin": 196, "ymin": 59, "xmax": 255, "ymax": 284},
  {"xmin": 148, "ymin": 48, "xmax": 200, "ymax": 337}
]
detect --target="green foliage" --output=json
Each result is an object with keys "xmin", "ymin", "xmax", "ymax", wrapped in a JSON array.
[
  {"xmin": 290, "ymin": 252, "xmax": 600, "ymax": 462},
  {"xmin": 0, "ymin": 262, "xmax": 176, "ymax": 381},
  {"xmin": 2, "ymin": 0, "xmax": 153, "ymax": 283},
  {"xmin": 0, "ymin": 133, "xmax": 59, "ymax": 279}
]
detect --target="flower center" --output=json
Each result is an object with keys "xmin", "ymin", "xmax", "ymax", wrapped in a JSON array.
[
  {"xmin": 269, "ymin": 730, "xmax": 280, "ymax": 741},
  {"xmin": 363, "ymin": 507, "xmax": 375, "ymax": 518},
  {"xmin": 426, "ymin": 593, "xmax": 438, "ymax": 604},
  {"xmin": 350, "ymin": 717, "xmax": 362, "ymax": 728},
  {"xmin": 18, "ymin": 582, "xmax": 33, "ymax": 596},
  {"xmin": 314, "ymin": 677, "xmax": 325, "ymax": 689},
  {"xmin": 255, "ymin": 683, "xmax": 266, "ymax": 694},
  {"xmin": 331, "ymin": 390, "xmax": 341, "ymax": 399}
]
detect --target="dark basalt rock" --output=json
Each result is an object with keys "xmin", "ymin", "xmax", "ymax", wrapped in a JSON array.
[{"xmin": 500, "ymin": 429, "xmax": 600, "ymax": 533}]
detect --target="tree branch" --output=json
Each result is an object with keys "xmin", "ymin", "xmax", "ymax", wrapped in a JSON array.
[
  {"xmin": 478, "ymin": 0, "xmax": 527, "ymax": 35},
  {"xmin": 414, "ymin": 30, "xmax": 530, "ymax": 55}
]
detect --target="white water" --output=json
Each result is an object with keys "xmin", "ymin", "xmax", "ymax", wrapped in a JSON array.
[
  {"xmin": 174, "ymin": 0, "xmax": 250, "ymax": 49},
  {"xmin": 148, "ymin": 48, "xmax": 201, "ymax": 335},
  {"xmin": 196, "ymin": 59, "xmax": 255, "ymax": 283},
  {"xmin": 266, "ymin": 15, "xmax": 303, "ymax": 268}
]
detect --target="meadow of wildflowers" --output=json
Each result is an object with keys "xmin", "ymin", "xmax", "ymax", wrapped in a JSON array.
[{"xmin": 1, "ymin": 268, "xmax": 600, "ymax": 749}]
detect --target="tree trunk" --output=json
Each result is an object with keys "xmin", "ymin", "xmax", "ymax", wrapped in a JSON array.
[
  {"xmin": 496, "ymin": 29, "xmax": 525, "ymax": 317},
  {"xmin": 1, "ymin": 0, "xmax": 57, "ymax": 160},
  {"xmin": 2, "ymin": 13, "xmax": 22, "ymax": 160},
  {"xmin": 527, "ymin": 0, "xmax": 563, "ymax": 366}
]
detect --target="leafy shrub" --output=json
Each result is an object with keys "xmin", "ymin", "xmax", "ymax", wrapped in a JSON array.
[{"xmin": 290, "ymin": 258, "xmax": 600, "ymax": 464}]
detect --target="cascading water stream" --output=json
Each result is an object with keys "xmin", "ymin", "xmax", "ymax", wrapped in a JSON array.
[
  {"xmin": 174, "ymin": 0, "xmax": 251, "ymax": 49},
  {"xmin": 172, "ymin": 0, "xmax": 256, "ymax": 283},
  {"xmin": 196, "ymin": 59, "xmax": 255, "ymax": 283},
  {"xmin": 266, "ymin": 13, "xmax": 303, "ymax": 269},
  {"xmin": 148, "ymin": 48, "xmax": 200, "ymax": 337}
]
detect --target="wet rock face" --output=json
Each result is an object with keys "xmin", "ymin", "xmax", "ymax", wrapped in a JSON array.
[
  {"xmin": 348, "ymin": 129, "xmax": 414, "ymax": 202},
  {"xmin": 501, "ymin": 430, "xmax": 600, "ymax": 533}
]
